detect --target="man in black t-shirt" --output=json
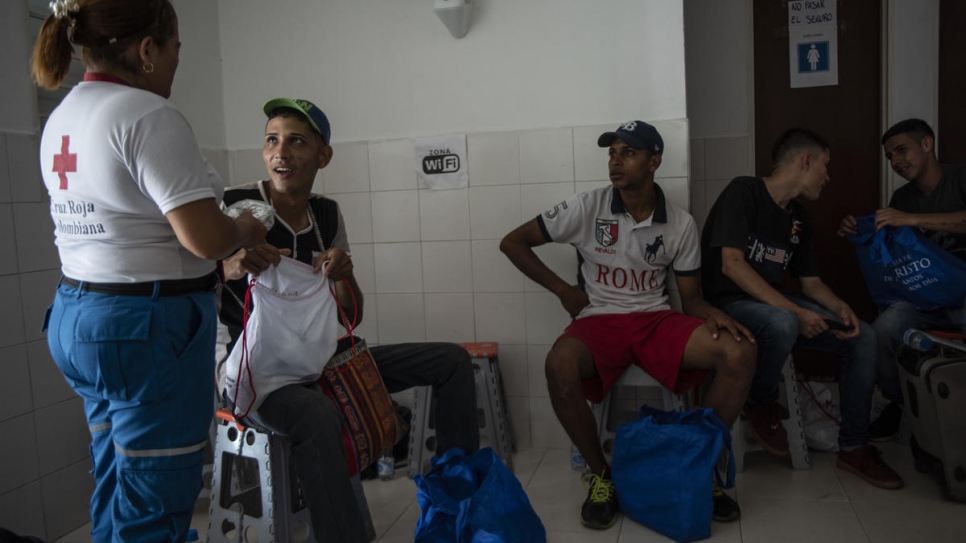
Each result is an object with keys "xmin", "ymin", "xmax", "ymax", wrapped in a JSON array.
[
  {"xmin": 838, "ymin": 118, "xmax": 966, "ymax": 441},
  {"xmin": 701, "ymin": 128, "xmax": 903, "ymax": 490}
]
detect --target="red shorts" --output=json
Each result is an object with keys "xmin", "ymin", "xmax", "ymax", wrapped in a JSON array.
[{"xmin": 561, "ymin": 311, "xmax": 707, "ymax": 403}]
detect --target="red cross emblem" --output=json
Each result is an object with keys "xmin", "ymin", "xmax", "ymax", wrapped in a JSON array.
[{"xmin": 52, "ymin": 135, "xmax": 77, "ymax": 190}]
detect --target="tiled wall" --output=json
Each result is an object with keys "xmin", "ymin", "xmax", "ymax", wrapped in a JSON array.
[
  {"xmin": 225, "ymin": 120, "xmax": 692, "ymax": 450},
  {"xmin": 688, "ymin": 135, "xmax": 753, "ymax": 234},
  {"xmin": 0, "ymin": 130, "xmax": 93, "ymax": 540}
]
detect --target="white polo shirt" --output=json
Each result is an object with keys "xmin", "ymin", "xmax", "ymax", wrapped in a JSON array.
[
  {"xmin": 537, "ymin": 184, "xmax": 700, "ymax": 318},
  {"xmin": 40, "ymin": 80, "xmax": 222, "ymax": 282}
]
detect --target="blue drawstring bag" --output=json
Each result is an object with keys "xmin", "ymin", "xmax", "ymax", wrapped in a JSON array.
[
  {"xmin": 847, "ymin": 214, "xmax": 966, "ymax": 311},
  {"xmin": 612, "ymin": 405, "xmax": 734, "ymax": 543},
  {"xmin": 413, "ymin": 447, "xmax": 546, "ymax": 543}
]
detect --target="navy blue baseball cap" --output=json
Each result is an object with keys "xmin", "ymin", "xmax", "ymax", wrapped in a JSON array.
[
  {"xmin": 263, "ymin": 98, "xmax": 331, "ymax": 145},
  {"xmin": 598, "ymin": 121, "xmax": 663, "ymax": 155}
]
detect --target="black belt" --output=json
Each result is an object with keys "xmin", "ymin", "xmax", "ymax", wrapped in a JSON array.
[{"xmin": 60, "ymin": 273, "xmax": 219, "ymax": 297}]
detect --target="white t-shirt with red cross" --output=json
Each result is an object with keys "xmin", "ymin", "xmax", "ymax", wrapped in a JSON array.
[
  {"xmin": 537, "ymin": 184, "xmax": 701, "ymax": 318},
  {"xmin": 39, "ymin": 78, "xmax": 222, "ymax": 283}
]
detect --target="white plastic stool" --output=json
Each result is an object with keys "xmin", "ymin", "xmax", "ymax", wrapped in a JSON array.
[
  {"xmin": 408, "ymin": 342, "xmax": 514, "ymax": 476},
  {"xmin": 208, "ymin": 409, "xmax": 375, "ymax": 542},
  {"xmin": 731, "ymin": 355, "xmax": 810, "ymax": 472},
  {"xmin": 591, "ymin": 365, "xmax": 690, "ymax": 465}
]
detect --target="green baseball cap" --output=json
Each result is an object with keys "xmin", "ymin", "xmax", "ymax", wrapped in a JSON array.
[{"xmin": 262, "ymin": 98, "xmax": 331, "ymax": 144}]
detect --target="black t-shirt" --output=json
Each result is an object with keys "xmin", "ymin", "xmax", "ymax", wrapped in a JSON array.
[
  {"xmin": 219, "ymin": 184, "xmax": 340, "ymax": 350},
  {"xmin": 889, "ymin": 164, "xmax": 966, "ymax": 262},
  {"xmin": 700, "ymin": 176, "xmax": 819, "ymax": 306}
]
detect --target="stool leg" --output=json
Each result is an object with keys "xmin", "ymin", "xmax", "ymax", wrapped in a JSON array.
[
  {"xmin": 782, "ymin": 357, "xmax": 811, "ymax": 470},
  {"xmin": 408, "ymin": 386, "xmax": 434, "ymax": 477},
  {"xmin": 477, "ymin": 358, "xmax": 514, "ymax": 472}
]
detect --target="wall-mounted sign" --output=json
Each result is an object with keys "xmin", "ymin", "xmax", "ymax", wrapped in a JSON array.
[
  {"xmin": 414, "ymin": 134, "xmax": 468, "ymax": 189},
  {"xmin": 788, "ymin": 0, "xmax": 838, "ymax": 88}
]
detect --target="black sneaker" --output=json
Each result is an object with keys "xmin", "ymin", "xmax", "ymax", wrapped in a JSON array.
[
  {"xmin": 869, "ymin": 403, "xmax": 902, "ymax": 442},
  {"xmin": 712, "ymin": 481, "xmax": 740, "ymax": 522},
  {"xmin": 580, "ymin": 468, "xmax": 619, "ymax": 530}
]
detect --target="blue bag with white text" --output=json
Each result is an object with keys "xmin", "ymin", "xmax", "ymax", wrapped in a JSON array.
[
  {"xmin": 847, "ymin": 214, "xmax": 966, "ymax": 311},
  {"xmin": 612, "ymin": 405, "xmax": 734, "ymax": 543},
  {"xmin": 413, "ymin": 447, "xmax": 546, "ymax": 543}
]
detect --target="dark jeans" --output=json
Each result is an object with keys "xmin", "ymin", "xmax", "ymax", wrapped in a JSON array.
[
  {"xmin": 243, "ymin": 342, "xmax": 478, "ymax": 541},
  {"xmin": 721, "ymin": 295, "xmax": 878, "ymax": 447},
  {"xmin": 872, "ymin": 301, "xmax": 966, "ymax": 404}
]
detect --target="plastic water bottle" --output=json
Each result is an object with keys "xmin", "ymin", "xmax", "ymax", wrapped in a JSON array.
[
  {"xmin": 377, "ymin": 454, "xmax": 395, "ymax": 480},
  {"xmin": 904, "ymin": 329, "xmax": 934, "ymax": 351},
  {"xmin": 570, "ymin": 444, "xmax": 586, "ymax": 472}
]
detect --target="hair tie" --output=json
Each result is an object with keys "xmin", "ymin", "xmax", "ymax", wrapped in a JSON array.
[{"xmin": 49, "ymin": 0, "xmax": 79, "ymax": 21}]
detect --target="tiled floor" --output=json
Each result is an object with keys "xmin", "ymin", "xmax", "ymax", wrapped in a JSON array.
[{"xmin": 54, "ymin": 440, "xmax": 966, "ymax": 543}]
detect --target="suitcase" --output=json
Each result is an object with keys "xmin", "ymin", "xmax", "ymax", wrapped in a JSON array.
[{"xmin": 897, "ymin": 337, "xmax": 966, "ymax": 502}]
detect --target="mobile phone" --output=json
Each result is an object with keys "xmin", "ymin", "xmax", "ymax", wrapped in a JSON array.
[{"xmin": 824, "ymin": 318, "xmax": 855, "ymax": 333}]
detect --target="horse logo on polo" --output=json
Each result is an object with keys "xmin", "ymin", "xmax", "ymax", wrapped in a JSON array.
[{"xmin": 596, "ymin": 219, "xmax": 618, "ymax": 247}]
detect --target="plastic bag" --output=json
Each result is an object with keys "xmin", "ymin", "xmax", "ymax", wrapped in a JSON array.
[
  {"xmin": 847, "ymin": 214, "xmax": 966, "ymax": 311},
  {"xmin": 797, "ymin": 382, "xmax": 840, "ymax": 452},
  {"xmin": 611, "ymin": 405, "xmax": 734, "ymax": 543},
  {"xmin": 414, "ymin": 448, "xmax": 546, "ymax": 543}
]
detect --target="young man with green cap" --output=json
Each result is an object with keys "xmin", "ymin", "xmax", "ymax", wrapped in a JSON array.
[{"xmin": 216, "ymin": 98, "xmax": 480, "ymax": 541}]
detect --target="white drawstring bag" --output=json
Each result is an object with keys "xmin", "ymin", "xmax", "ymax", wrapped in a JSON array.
[{"xmin": 224, "ymin": 256, "xmax": 340, "ymax": 418}]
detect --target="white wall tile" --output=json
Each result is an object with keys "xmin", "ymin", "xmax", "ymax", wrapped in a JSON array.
[
  {"xmin": 650, "ymin": 119, "xmax": 689, "ymax": 179},
  {"xmin": 0, "ymin": 345, "xmax": 31, "ymax": 422},
  {"xmin": 227, "ymin": 148, "xmax": 266, "ymax": 186},
  {"xmin": 0, "ymin": 275, "xmax": 26, "ymax": 348},
  {"xmin": 658, "ymin": 177, "xmax": 690, "ymax": 212},
  {"xmin": 373, "ymin": 242, "xmax": 423, "ymax": 293},
  {"xmin": 527, "ymin": 344, "xmax": 551, "ymax": 398},
  {"xmin": 525, "ymin": 243, "xmax": 579, "ymax": 293},
  {"xmin": 529, "ymin": 396, "xmax": 570, "ymax": 449},
  {"xmin": 20, "ymin": 270, "xmax": 60, "ymax": 343},
  {"xmin": 41, "ymin": 458, "xmax": 94, "ymax": 541},
  {"xmin": 0, "ymin": 481, "xmax": 46, "ymax": 540},
  {"xmin": 473, "ymin": 293, "xmax": 526, "ymax": 344},
  {"xmin": 419, "ymin": 188, "xmax": 470, "ymax": 241},
  {"xmin": 324, "ymin": 141, "xmax": 370, "ymax": 194},
  {"xmin": 371, "ymin": 190, "xmax": 420, "ymax": 243},
  {"xmin": 467, "ymin": 132, "xmax": 520, "ymax": 187},
  {"xmin": 374, "ymin": 293, "xmax": 425, "ymax": 344},
  {"xmin": 0, "ymin": 133, "xmax": 11, "ymax": 203},
  {"xmin": 354, "ymin": 293, "xmax": 378, "ymax": 344},
  {"xmin": 8, "ymin": 133, "xmax": 44, "ymax": 204},
  {"xmin": 576, "ymin": 179, "xmax": 611, "ymax": 195},
  {"xmin": 704, "ymin": 136, "xmax": 749, "ymax": 181},
  {"xmin": 424, "ymin": 293, "xmax": 475, "ymax": 343},
  {"xmin": 469, "ymin": 185, "xmax": 522, "ymax": 240},
  {"xmin": 0, "ymin": 204, "xmax": 18, "ymax": 275},
  {"xmin": 28, "ymin": 340, "xmax": 74, "ymax": 410},
  {"xmin": 705, "ymin": 178, "xmax": 732, "ymax": 211},
  {"xmin": 201, "ymin": 148, "xmax": 230, "ymax": 186},
  {"xmin": 35, "ymin": 397, "xmax": 88, "ymax": 476},
  {"xmin": 332, "ymin": 192, "xmax": 373, "ymax": 244},
  {"xmin": 369, "ymin": 139, "xmax": 417, "ymax": 192},
  {"xmin": 495, "ymin": 344, "xmax": 527, "ymax": 398},
  {"xmin": 0, "ymin": 414, "xmax": 40, "ymax": 495},
  {"xmin": 506, "ymin": 395, "xmax": 530, "ymax": 449},
  {"xmin": 521, "ymin": 183, "xmax": 576, "ymax": 222},
  {"xmin": 519, "ymin": 128, "xmax": 574, "ymax": 184},
  {"xmin": 422, "ymin": 241, "xmax": 473, "ymax": 293},
  {"xmin": 349, "ymin": 242, "xmax": 375, "ymax": 293},
  {"xmin": 690, "ymin": 138, "xmax": 706, "ymax": 181},
  {"xmin": 524, "ymin": 292, "xmax": 572, "ymax": 345},
  {"xmin": 690, "ymin": 179, "xmax": 709, "ymax": 234},
  {"xmin": 14, "ymin": 203, "xmax": 58, "ymax": 272},
  {"xmin": 573, "ymin": 124, "xmax": 612, "ymax": 182},
  {"xmin": 471, "ymin": 239, "xmax": 526, "ymax": 293}
]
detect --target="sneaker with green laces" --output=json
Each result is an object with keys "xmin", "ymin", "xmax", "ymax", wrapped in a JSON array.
[
  {"xmin": 580, "ymin": 468, "xmax": 619, "ymax": 530},
  {"xmin": 712, "ymin": 481, "xmax": 740, "ymax": 522}
]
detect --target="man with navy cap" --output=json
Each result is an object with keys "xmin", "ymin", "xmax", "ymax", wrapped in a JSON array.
[{"xmin": 501, "ymin": 121, "xmax": 756, "ymax": 529}]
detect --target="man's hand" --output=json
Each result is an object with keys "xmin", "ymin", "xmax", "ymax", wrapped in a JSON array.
[
  {"xmin": 795, "ymin": 307, "xmax": 830, "ymax": 338},
  {"xmin": 557, "ymin": 285, "xmax": 590, "ymax": 318},
  {"xmin": 313, "ymin": 248, "xmax": 353, "ymax": 281},
  {"xmin": 222, "ymin": 243, "xmax": 291, "ymax": 280},
  {"xmin": 837, "ymin": 214, "xmax": 857, "ymax": 237},
  {"xmin": 875, "ymin": 208, "xmax": 914, "ymax": 230},
  {"xmin": 705, "ymin": 309, "xmax": 756, "ymax": 343},
  {"xmin": 830, "ymin": 306, "xmax": 861, "ymax": 340}
]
